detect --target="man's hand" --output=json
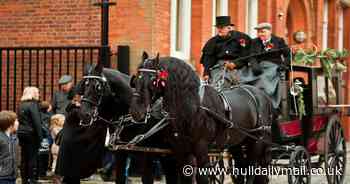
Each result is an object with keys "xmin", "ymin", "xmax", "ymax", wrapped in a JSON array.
[
  {"xmin": 224, "ymin": 62, "xmax": 236, "ymax": 70},
  {"xmin": 203, "ymin": 75, "xmax": 209, "ymax": 81}
]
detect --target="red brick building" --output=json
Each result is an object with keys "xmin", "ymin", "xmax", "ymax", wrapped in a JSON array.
[
  {"xmin": 1, "ymin": 0, "xmax": 349, "ymax": 72},
  {"xmin": 1, "ymin": 0, "xmax": 350, "ymax": 137}
]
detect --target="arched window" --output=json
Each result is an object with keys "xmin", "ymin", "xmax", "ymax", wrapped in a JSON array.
[
  {"xmin": 246, "ymin": 0, "xmax": 258, "ymax": 38},
  {"xmin": 322, "ymin": 0, "xmax": 329, "ymax": 49},
  {"xmin": 212, "ymin": 0, "xmax": 229, "ymax": 35},
  {"xmin": 170, "ymin": 0, "xmax": 191, "ymax": 60}
]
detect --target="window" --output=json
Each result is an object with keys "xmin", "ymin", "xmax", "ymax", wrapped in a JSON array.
[
  {"xmin": 322, "ymin": 0, "xmax": 329, "ymax": 49},
  {"xmin": 317, "ymin": 75, "xmax": 337, "ymax": 105},
  {"xmin": 212, "ymin": 0, "xmax": 229, "ymax": 35},
  {"xmin": 338, "ymin": 8, "xmax": 344, "ymax": 50},
  {"xmin": 170, "ymin": 0, "xmax": 191, "ymax": 60},
  {"xmin": 246, "ymin": 0, "xmax": 259, "ymax": 38}
]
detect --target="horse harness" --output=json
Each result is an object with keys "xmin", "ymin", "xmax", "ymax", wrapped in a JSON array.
[
  {"xmin": 200, "ymin": 84, "xmax": 274, "ymax": 145},
  {"xmin": 79, "ymin": 74, "xmax": 114, "ymax": 126}
]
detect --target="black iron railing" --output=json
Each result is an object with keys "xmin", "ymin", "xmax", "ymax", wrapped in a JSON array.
[{"xmin": 0, "ymin": 46, "xmax": 102, "ymax": 111}]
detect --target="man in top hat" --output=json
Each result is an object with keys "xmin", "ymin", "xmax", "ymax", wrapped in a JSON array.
[
  {"xmin": 200, "ymin": 16, "xmax": 251, "ymax": 90},
  {"xmin": 51, "ymin": 75, "xmax": 74, "ymax": 115},
  {"xmin": 237, "ymin": 22, "xmax": 291, "ymax": 110}
]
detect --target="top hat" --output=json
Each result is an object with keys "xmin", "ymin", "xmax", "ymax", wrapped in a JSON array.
[{"xmin": 215, "ymin": 16, "xmax": 233, "ymax": 27}]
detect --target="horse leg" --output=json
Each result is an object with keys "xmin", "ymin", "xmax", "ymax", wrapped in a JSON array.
[
  {"xmin": 114, "ymin": 152, "xmax": 127, "ymax": 184},
  {"xmin": 141, "ymin": 154, "xmax": 155, "ymax": 184},
  {"xmin": 176, "ymin": 154, "xmax": 194, "ymax": 184},
  {"xmin": 160, "ymin": 156, "xmax": 177, "ymax": 184},
  {"xmin": 247, "ymin": 139, "xmax": 271, "ymax": 184},
  {"xmin": 229, "ymin": 147, "xmax": 247, "ymax": 184},
  {"xmin": 62, "ymin": 176, "xmax": 80, "ymax": 184},
  {"xmin": 194, "ymin": 141, "xmax": 209, "ymax": 184}
]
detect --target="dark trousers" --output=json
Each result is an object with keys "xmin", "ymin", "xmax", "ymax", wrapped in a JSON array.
[
  {"xmin": 0, "ymin": 179, "xmax": 16, "ymax": 184},
  {"xmin": 19, "ymin": 136, "xmax": 40, "ymax": 183}
]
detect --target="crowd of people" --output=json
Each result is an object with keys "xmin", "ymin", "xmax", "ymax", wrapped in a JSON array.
[{"xmin": 0, "ymin": 75, "xmax": 81, "ymax": 184}]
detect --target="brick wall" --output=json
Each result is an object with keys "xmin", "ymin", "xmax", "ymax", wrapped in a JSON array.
[
  {"xmin": 109, "ymin": 0, "xmax": 170, "ymax": 74},
  {"xmin": 0, "ymin": 0, "xmax": 101, "ymax": 47}
]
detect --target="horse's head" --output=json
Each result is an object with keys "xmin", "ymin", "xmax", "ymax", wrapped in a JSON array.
[
  {"xmin": 130, "ymin": 52, "xmax": 168, "ymax": 121},
  {"xmin": 78, "ymin": 64, "xmax": 113, "ymax": 126}
]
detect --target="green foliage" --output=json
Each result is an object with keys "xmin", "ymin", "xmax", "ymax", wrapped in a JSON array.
[
  {"xmin": 292, "ymin": 48, "xmax": 348, "ymax": 119},
  {"xmin": 293, "ymin": 48, "xmax": 349, "ymax": 78}
]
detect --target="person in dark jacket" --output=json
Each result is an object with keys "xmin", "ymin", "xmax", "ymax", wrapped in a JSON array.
[
  {"xmin": 52, "ymin": 75, "xmax": 74, "ymax": 115},
  {"xmin": 200, "ymin": 16, "xmax": 251, "ymax": 90},
  {"xmin": 17, "ymin": 87, "xmax": 43, "ymax": 184},
  {"xmin": 0, "ymin": 111, "xmax": 18, "ymax": 184},
  {"xmin": 38, "ymin": 101, "xmax": 54, "ymax": 177},
  {"xmin": 238, "ymin": 22, "xmax": 291, "ymax": 109}
]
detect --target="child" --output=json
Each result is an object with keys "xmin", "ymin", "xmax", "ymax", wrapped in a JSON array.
[
  {"xmin": 0, "ymin": 111, "xmax": 19, "ymax": 184},
  {"xmin": 50, "ymin": 114, "xmax": 65, "ymax": 172}
]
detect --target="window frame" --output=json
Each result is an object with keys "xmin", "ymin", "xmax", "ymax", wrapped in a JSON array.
[
  {"xmin": 245, "ymin": 0, "xmax": 259, "ymax": 38},
  {"xmin": 212, "ymin": 0, "xmax": 229, "ymax": 36},
  {"xmin": 322, "ymin": 0, "xmax": 329, "ymax": 49},
  {"xmin": 170, "ymin": 0, "xmax": 192, "ymax": 60}
]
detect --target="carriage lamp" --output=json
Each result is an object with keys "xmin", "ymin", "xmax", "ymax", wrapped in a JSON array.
[
  {"xmin": 293, "ymin": 31, "xmax": 306, "ymax": 44},
  {"xmin": 277, "ymin": 12, "xmax": 284, "ymax": 20}
]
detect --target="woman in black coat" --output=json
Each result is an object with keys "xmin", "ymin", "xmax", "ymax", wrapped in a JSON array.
[{"xmin": 17, "ymin": 87, "xmax": 43, "ymax": 184}]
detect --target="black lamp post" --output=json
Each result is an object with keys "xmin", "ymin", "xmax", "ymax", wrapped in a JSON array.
[{"xmin": 94, "ymin": 0, "xmax": 116, "ymax": 67}]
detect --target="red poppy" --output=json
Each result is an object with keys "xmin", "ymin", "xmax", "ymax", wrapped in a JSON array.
[
  {"xmin": 239, "ymin": 39, "xmax": 246, "ymax": 47},
  {"xmin": 266, "ymin": 43, "xmax": 274, "ymax": 49},
  {"xmin": 158, "ymin": 70, "xmax": 169, "ymax": 80}
]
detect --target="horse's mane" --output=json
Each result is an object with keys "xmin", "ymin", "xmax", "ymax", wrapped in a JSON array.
[
  {"xmin": 160, "ymin": 57, "xmax": 200, "ymax": 108},
  {"xmin": 100, "ymin": 68, "xmax": 133, "ymax": 117},
  {"xmin": 144, "ymin": 57, "xmax": 201, "ymax": 138}
]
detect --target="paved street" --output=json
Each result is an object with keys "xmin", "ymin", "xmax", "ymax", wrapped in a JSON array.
[{"xmin": 22, "ymin": 143, "xmax": 350, "ymax": 184}]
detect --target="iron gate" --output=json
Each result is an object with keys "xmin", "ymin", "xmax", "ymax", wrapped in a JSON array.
[{"xmin": 0, "ymin": 46, "xmax": 102, "ymax": 111}]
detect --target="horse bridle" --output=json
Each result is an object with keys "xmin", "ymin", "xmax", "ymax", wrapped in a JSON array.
[
  {"xmin": 132, "ymin": 68, "xmax": 163, "ymax": 124},
  {"xmin": 80, "ymin": 75, "xmax": 112, "ymax": 126}
]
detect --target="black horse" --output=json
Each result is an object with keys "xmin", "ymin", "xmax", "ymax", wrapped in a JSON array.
[
  {"xmin": 78, "ymin": 63, "xmax": 177, "ymax": 184},
  {"xmin": 55, "ymin": 98, "xmax": 108, "ymax": 184},
  {"xmin": 130, "ymin": 52, "xmax": 273, "ymax": 184}
]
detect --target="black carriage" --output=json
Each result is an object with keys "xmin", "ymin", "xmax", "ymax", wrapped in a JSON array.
[{"xmin": 269, "ymin": 64, "xmax": 348, "ymax": 184}]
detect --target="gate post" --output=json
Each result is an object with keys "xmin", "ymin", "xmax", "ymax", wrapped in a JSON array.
[
  {"xmin": 117, "ymin": 45, "xmax": 130, "ymax": 75},
  {"xmin": 94, "ymin": 0, "xmax": 116, "ymax": 68}
]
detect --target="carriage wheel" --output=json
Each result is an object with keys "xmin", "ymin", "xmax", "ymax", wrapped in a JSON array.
[
  {"xmin": 208, "ymin": 159, "xmax": 225, "ymax": 184},
  {"xmin": 288, "ymin": 146, "xmax": 311, "ymax": 184},
  {"xmin": 324, "ymin": 115, "xmax": 347, "ymax": 184}
]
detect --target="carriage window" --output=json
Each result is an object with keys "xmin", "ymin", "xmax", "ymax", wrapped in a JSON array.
[
  {"xmin": 171, "ymin": 0, "xmax": 191, "ymax": 60},
  {"xmin": 317, "ymin": 75, "xmax": 337, "ymax": 105}
]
